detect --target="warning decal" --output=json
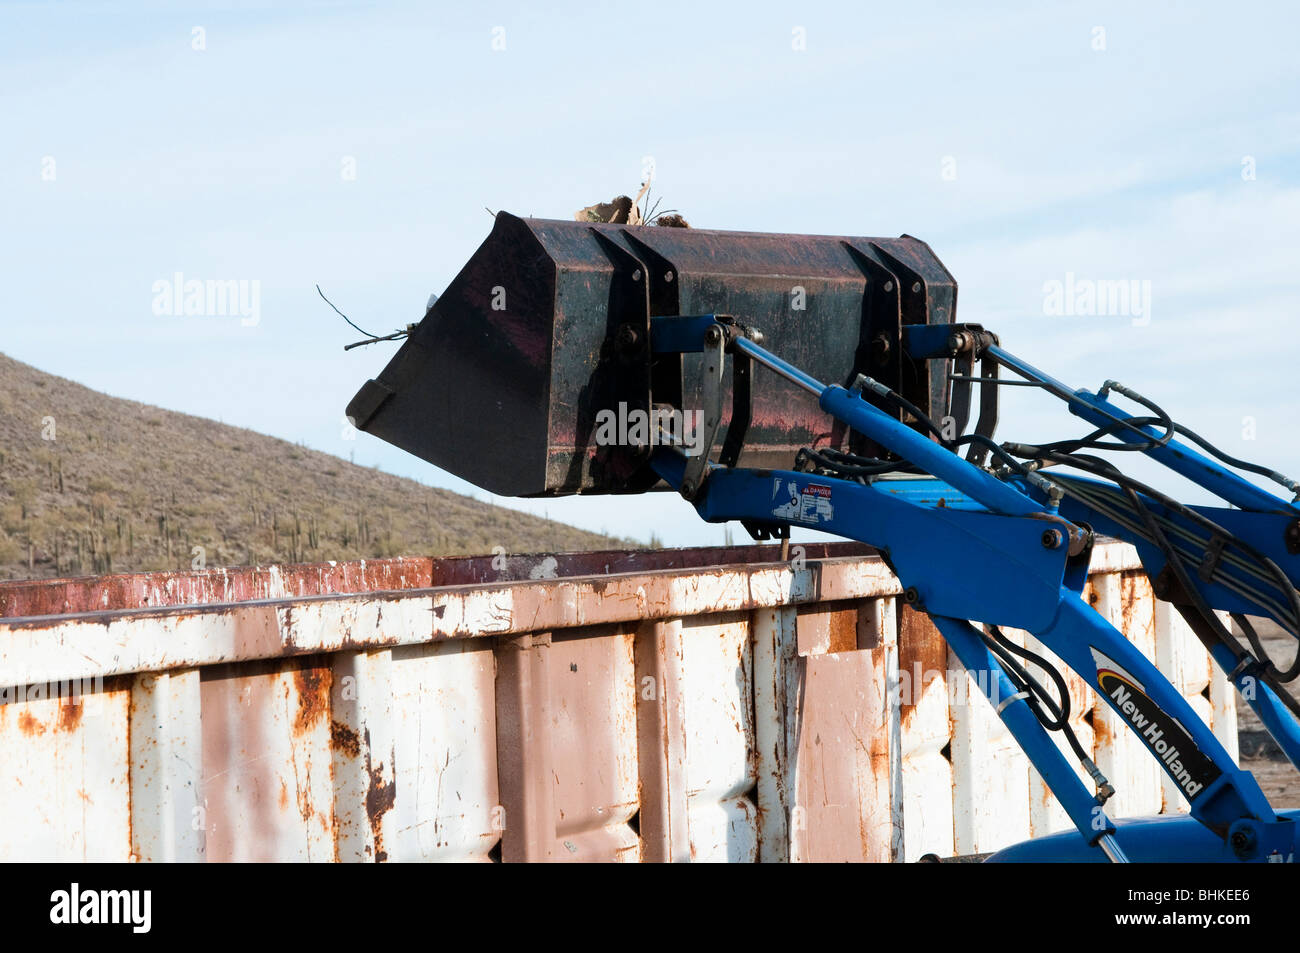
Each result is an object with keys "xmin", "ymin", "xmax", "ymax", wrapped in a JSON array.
[{"xmin": 771, "ymin": 479, "xmax": 835, "ymax": 525}]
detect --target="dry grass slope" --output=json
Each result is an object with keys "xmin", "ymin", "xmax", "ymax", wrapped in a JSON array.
[{"xmin": 0, "ymin": 353, "xmax": 634, "ymax": 580}]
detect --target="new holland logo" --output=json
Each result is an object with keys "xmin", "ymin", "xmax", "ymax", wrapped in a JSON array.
[{"xmin": 1089, "ymin": 649, "xmax": 1221, "ymax": 800}]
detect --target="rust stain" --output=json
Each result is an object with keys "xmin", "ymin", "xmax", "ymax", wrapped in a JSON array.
[
  {"xmin": 897, "ymin": 605, "xmax": 947, "ymax": 729},
  {"xmin": 1119, "ymin": 572, "xmax": 1156, "ymax": 643},
  {"xmin": 826, "ymin": 606, "xmax": 857, "ymax": 654},
  {"xmin": 18, "ymin": 711, "xmax": 45, "ymax": 736},
  {"xmin": 291, "ymin": 664, "xmax": 331, "ymax": 736},
  {"xmin": 57, "ymin": 698, "xmax": 84, "ymax": 733},
  {"xmin": 1120, "ymin": 575, "xmax": 1138, "ymax": 632},
  {"xmin": 1092, "ymin": 703, "xmax": 1115, "ymax": 747},
  {"xmin": 281, "ymin": 606, "xmax": 296, "ymax": 650},
  {"xmin": 124, "ymin": 679, "xmax": 134, "ymax": 858},
  {"xmin": 330, "ymin": 720, "xmax": 361, "ymax": 759},
  {"xmin": 279, "ymin": 778, "xmax": 289, "ymax": 811},
  {"xmin": 363, "ymin": 728, "xmax": 396, "ymax": 863},
  {"xmin": 0, "ymin": 556, "xmax": 434, "ymax": 619}
]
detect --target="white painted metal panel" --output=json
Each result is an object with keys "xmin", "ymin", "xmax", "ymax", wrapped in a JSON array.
[
  {"xmin": 948, "ymin": 637, "xmax": 1032, "ymax": 855},
  {"xmin": 679, "ymin": 614, "xmax": 759, "ymax": 862},
  {"xmin": 131, "ymin": 669, "xmax": 205, "ymax": 862},
  {"xmin": 199, "ymin": 659, "xmax": 336, "ymax": 862},
  {"xmin": 898, "ymin": 607, "xmax": 955, "ymax": 861},
  {"xmin": 385, "ymin": 640, "xmax": 501, "ymax": 862},
  {"xmin": 0, "ymin": 679, "xmax": 131, "ymax": 861},
  {"xmin": 547, "ymin": 628, "xmax": 641, "ymax": 862},
  {"xmin": 752, "ymin": 606, "xmax": 798, "ymax": 863}
]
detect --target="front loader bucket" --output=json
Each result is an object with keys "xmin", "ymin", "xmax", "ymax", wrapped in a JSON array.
[{"xmin": 347, "ymin": 213, "xmax": 958, "ymax": 497}]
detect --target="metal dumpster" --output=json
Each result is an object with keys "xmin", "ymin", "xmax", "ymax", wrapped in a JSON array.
[{"xmin": 0, "ymin": 542, "xmax": 1235, "ymax": 862}]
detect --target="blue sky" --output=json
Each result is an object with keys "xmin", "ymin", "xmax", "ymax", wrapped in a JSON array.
[{"xmin": 3, "ymin": 1, "xmax": 1299, "ymax": 547}]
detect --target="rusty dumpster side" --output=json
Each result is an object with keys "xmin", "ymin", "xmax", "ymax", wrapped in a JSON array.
[{"xmin": 0, "ymin": 541, "xmax": 1237, "ymax": 862}]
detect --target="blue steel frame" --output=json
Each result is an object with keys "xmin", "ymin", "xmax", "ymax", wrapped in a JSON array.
[{"xmin": 649, "ymin": 314, "xmax": 1300, "ymax": 863}]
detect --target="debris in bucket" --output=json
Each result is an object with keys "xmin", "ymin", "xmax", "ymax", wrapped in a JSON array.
[
  {"xmin": 575, "ymin": 194, "xmax": 638, "ymax": 225},
  {"xmin": 652, "ymin": 212, "xmax": 690, "ymax": 228},
  {"xmin": 574, "ymin": 178, "xmax": 689, "ymax": 228}
]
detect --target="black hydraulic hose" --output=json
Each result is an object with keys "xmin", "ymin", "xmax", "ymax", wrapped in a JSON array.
[
  {"xmin": 1055, "ymin": 485, "xmax": 1276, "ymax": 659},
  {"xmin": 977, "ymin": 625, "xmax": 1113, "ymax": 799},
  {"xmin": 1123, "ymin": 482, "xmax": 1251, "ymax": 662},
  {"xmin": 868, "ymin": 384, "xmax": 949, "ymax": 443},
  {"xmin": 1020, "ymin": 450, "xmax": 1300, "ymax": 677},
  {"xmin": 819, "ymin": 447, "xmax": 905, "ymax": 470},
  {"xmin": 1025, "ymin": 415, "xmax": 1169, "ymax": 456},
  {"xmin": 1119, "ymin": 485, "xmax": 1300, "ymax": 716},
  {"xmin": 1001, "ymin": 379, "xmax": 1175, "ymax": 456},
  {"xmin": 1171, "ymin": 423, "xmax": 1300, "ymax": 499},
  {"xmin": 1096, "ymin": 381, "xmax": 1176, "ymax": 450},
  {"xmin": 951, "ymin": 433, "xmax": 1037, "ymax": 476},
  {"xmin": 1009, "ymin": 376, "xmax": 1297, "ymax": 492},
  {"xmin": 858, "ymin": 378, "xmax": 1039, "ymax": 479},
  {"xmin": 1055, "ymin": 475, "xmax": 1292, "ymax": 624},
  {"xmin": 982, "ymin": 627, "xmax": 1070, "ymax": 728},
  {"xmin": 1050, "ymin": 472, "xmax": 1300, "ymax": 712},
  {"xmin": 794, "ymin": 446, "xmax": 920, "ymax": 478},
  {"xmin": 1229, "ymin": 612, "xmax": 1297, "ymax": 686}
]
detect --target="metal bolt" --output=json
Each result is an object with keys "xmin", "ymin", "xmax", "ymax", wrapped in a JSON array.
[
  {"xmin": 948, "ymin": 330, "xmax": 974, "ymax": 353},
  {"xmin": 912, "ymin": 282, "xmax": 921, "ymax": 293},
  {"xmin": 705, "ymin": 325, "xmax": 723, "ymax": 347},
  {"xmin": 904, "ymin": 586, "xmax": 920, "ymax": 605},
  {"xmin": 1042, "ymin": 529, "xmax": 1064, "ymax": 550},
  {"xmin": 883, "ymin": 281, "xmax": 894, "ymax": 292},
  {"xmin": 871, "ymin": 333, "xmax": 891, "ymax": 366},
  {"xmin": 615, "ymin": 324, "xmax": 640, "ymax": 351},
  {"xmin": 632, "ymin": 269, "xmax": 642, "ymax": 281},
  {"xmin": 665, "ymin": 271, "xmax": 674, "ymax": 283}
]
